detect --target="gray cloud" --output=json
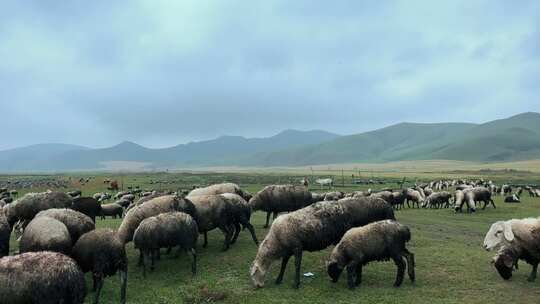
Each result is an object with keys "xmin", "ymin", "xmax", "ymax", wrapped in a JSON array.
[{"xmin": 1, "ymin": 0, "xmax": 540, "ymax": 150}]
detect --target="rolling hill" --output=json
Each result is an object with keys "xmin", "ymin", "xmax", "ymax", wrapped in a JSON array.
[{"xmin": 1, "ymin": 112, "xmax": 539, "ymax": 171}]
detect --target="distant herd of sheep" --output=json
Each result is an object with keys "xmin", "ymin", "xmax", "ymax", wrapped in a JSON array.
[{"xmin": 0, "ymin": 179, "xmax": 539, "ymax": 303}]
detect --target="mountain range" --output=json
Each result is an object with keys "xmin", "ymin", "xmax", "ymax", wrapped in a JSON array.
[{"xmin": 1, "ymin": 112, "xmax": 539, "ymax": 172}]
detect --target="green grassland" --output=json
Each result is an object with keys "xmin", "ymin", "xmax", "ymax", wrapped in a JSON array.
[{"xmin": 3, "ymin": 169, "xmax": 540, "ymax": 303}]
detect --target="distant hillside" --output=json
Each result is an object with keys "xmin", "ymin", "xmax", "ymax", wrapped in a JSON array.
[{"xmin": 1, "ymin": 113, "xmax": 539, "ymax": 172}]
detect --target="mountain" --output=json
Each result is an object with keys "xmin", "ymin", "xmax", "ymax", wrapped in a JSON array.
[
  {"xmin": 248, "ymin": 112, "xmax": 540, "ymax": 166},
  {"xmin": 1, "ymin": 113, "xmax": 539, "ymax": 172}
]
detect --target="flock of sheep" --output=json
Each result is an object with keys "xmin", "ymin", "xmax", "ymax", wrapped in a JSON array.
[{"xmin": 0, "ymin": 179, "xmax": 539, "ymax": 303}]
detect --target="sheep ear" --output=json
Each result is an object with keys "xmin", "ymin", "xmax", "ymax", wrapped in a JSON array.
[{"xmin": 503, "ymin": 222, "xmax": 514, "ymax": 242}]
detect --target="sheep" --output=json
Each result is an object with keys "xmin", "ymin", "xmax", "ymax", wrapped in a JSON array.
[
  {"xmin": 125, "ymin": 193, "xmax": 165, "ymax": 213},
  {"xmin": 466, "ymin": 187, "xmax": 495, "ymax": 210},
  {"xmin": 405, "ymin": 188, "xmax": 424, "ymax": 208},
  {"xmin": 117, "ymin": 195, "xmax": 198, "ymax": 244},
  {"xmin": 4, "ymin": 191, "xmax": 73, "ymax": 228},
  {"xmin": 220, "ymin": 193, "xmax": 259, "ymax": 246},
  {"xmin": 68, "ymin": 190, "xmax": 82, "ymax": 198},
  {"xmin": 456, "ymin": 184, "xmax": 473, "ymax": 191},
  {"xmin": 188, "ymin": 194, "xmax": 239, "ymax": 250},
  {"xmin": 0, "ymin": 251, "xmax": 86, "ymax": 303},
  {"xmin": 100, "ymin": 203, "xmax": 124, "ymax": 219},
  {"xmin": 370, "ymin": 191, "xmax": 394, "ymax": 205},
  {"xmin": 324, "ymin": 191, "xmax": 344, "ymax": 201},
  {"xmin": 390, "ymin": 191, "xmax": 407, "ymax": 210},
  {"xmin": 121, "ymin": 194, "xmax": 135, "ymax": 202},
  {"xmin": 115, "ymin": 199, "xmax": 131, "ymax": 208},
  {"xmin": 250, "ymin": 197, "xmax": 395, "ymax": 288},
  {"xmin": 482, "ymin": 217, "xmax": 540, "ymax": 252},
  {"xmin": 311, "ymin": 192, "xmax": 325, "ymax": 202},
  {"xmin": 187, "ymin": 182, "xmax": 251, "ymax": 201},
  {"xmin": 453, "ymin": 189, "xmax": 476, "ymax": 213},
  {"xmin": 133, "ymin": 212, "xmax": 198, "ymax": 276},
  {"xmin": 71, "ymin": 229, "xmax": 128, "ymax": 304},
  {"xmin": 0, "ymin": 208, "xmax": 9, "ymax": 257},
  {"xmin": 505, "ymin": 194, "xmax": 521, "ymax": 203},
  {"xmin": 249, "ymin": 185, "xmax": 313, "ymax": 228},
  {"xmin": 19, "ymin": 216, "xmax": 72, "ymax": 254},
  {"xmin": 35, "ymin": 208, "xmax": 95, "ymax": 245},
  {"xmin": 327, "ymin": 220, "xmax": 415, "ymax": 289},
  {"xmin": 492, "ymin": 243, "xmax": 540, "ymax": 282},
  {"xmin": 422, "ymin": 191, "xmax": 452, "ymax": 209},
  {"xmin": 423, "ymin": 187, "xmax": 434, "ymax": 197},
  {"xmin": 71, "ymin": 197, "xmax": 102, "ymax": 222}
]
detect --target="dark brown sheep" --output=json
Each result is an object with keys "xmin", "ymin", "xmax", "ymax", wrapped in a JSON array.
[
  {"xmin": 0, "ymin": 251, "xmax": 87, "ymax": 303},
  {"xmin": 0, "ymin": 208, "xmax": 10, "ymax": 257},
  {"xmin": 220, "ymin": 193, "xmax": 258, "ymax": 246},
  {"xmin": 71, "ymin": 197, "xmax": 102, "ymax": 222},
  {"xmin": 100, "ymin": 203, "xmax": 124, "ymax": 219}
]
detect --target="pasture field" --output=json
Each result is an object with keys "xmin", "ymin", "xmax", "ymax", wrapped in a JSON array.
[{"xmin": 3, "ymin": 170, "xmax": 540, "ymax": 304}]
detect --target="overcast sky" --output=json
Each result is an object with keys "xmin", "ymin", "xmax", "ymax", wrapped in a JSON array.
[{"xmin": 1, "ymin": 1, "xmax": 539, "ymax": 150}]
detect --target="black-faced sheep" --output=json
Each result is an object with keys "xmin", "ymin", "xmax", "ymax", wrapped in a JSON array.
[
  {"xmin": 187, "ymin": 182, "xmax": 251, "ymax": 201},
  {"xmin": 4, "ymin": 191, "xmax": 73, "ymax": 228},
  {"xmin": 72, "ymin": 229, "xmax": 128, "ymax": 304},
  {"xmin": 249, "ymin": 185, "xmax": 313, "ymax": 228},
  {"xmin": 133, "ymin": 212, "xmax": 198, "ymax": 276},
  {"xmin": 117, "ymin": 195, "xmax": 198, "ymax": 244},
  {"xmin": 19, "ymin": 216, "xmax": 72, "ymax": 254},
  {"xmin": 0, "ymin": 251, "xmax": 86, "ymax": 303},
  {"xmin": 250, "ymin": 197, "xmax": 395, "ymax": 288},
  {"xmin": 100, "ymin": 203, "xmax": 124, "ymax": 219},
  {"xmin": 71, "ymin": 197, "xmax": 102, "ymax": 222},
  {"xmin": 35, "ymin": 208, "xmax": 95, "ymax": 245},
  {"xmin": 327, "ymin": 220, "xmax": 415, "ymax": 289},
  {"xmin": 0, "ymin": 208, "xmax": 9, "ymax": 257}
]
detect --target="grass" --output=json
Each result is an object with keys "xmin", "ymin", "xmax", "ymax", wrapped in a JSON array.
[{"xmin": 4, "ymin": 170, "xmax": 540, "ymax": 303}]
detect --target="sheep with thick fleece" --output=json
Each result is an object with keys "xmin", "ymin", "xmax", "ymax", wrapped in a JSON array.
[
  {"xmin": 483, "ymin": 217, "xmax": 540, "ymax": 252},
  {"xmin": 4, "ymin": 191, "xmax": 72, "ymax": 228},
  {"xmin": 35, "ymin": 208, "xmax": 95, "ymax": 245},
  {"xmin": 188, "ymin": 183, "xmax": 251, "ymax": 201},
  {"xmin": 327, "ymin": 220, "xmax": 415, "ymax": 289},
  {"xmin": 422, "ymin": 191, "xmax": 452, "ymax": 209},
  {"xmin": 19, "ymin": 216, "xmax": 72, "ymax": 254},
  {"xmin": 250, "ymin": 197, "xmax": 395, "ymax": 288},
  {"xmin": 466, "ymin": 187, "xmax": 496, "ymax": 210}
]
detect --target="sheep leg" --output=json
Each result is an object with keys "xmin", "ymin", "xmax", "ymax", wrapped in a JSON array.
[
  {"xmin": 527, "ymin": 263, "xmax": 538, "ymax": 282},
  {"xmin": 138, "ymin": 249, "xmax": 144, "ymax": 267},
  {"xmin": 393, "ymin": 255, "xmax": 406, "ymax": 287},
  {"xmin": 264, "ymin": 212, "xmax": 271, "ymax": 228},
  {"xmin": 403, "ymin": 249, "xmax": 415, "ymax": 282},
  {"xmin": 93, "ymin": 274, "xmax": 104, "ymax": 304},
  {"xmin": 142, "ymin": 251, "xmax": 151, "ymax": 278},
  {"xmin": 156, "ymin": 248, "xmax": 161, "ymax": 260},
  {"xmin": 293, "ymin": 249, "xmax": 303, "ymax": 289},
  {"xmin": 119, "ymin": 267, "xmax": 127, "ymax": 304},
  {"xmin": 203, "ymin": 232, "xmax": 208, "ymax": 248},
  {"xmin": 150, "ymin": 249, "xmax": 156, "ymax": 272},
  {"xmin": 191, "ymin": 248, "xmax": 198, "ymax": 275},
  {"xmin": 219, "ymin": 226, "xmax": 232, "ymax": 251},
  {"xmin": 355, "ymin": 264, "xmax": 363, "ymax": 286},
  {"xmin": 490, "ymin": 199, "xmax": 496, "ymax": 209},
  {"xmin": 272, "ymin": 212, "xmax": 278, "ymax": 221},
  {"xmin": 244, "ymin": 222, "xmax": 259, "ymax": 246},
  {"xmin": 231, "ymin": 222, "xmax": 241, "ymax": 244},
  {"xmin": 275, "ymin": 254, "xmax": 291, "ymax": 285},
  {"xmin": 346, "ymin": 262, "xmax": 359, "ymax": 289}
]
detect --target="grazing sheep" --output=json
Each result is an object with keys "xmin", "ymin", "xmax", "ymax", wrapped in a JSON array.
[
  {"xmin": 327, "ymin": 220, "xmax": 415, "ymax": 289},
  {"xmin": 483, "ymin": 217, "xmax": 540, "ymax": 252},
  {"xmin": 466, "ymin": 187, "xmax": 495, "ymax": 210},
  {"xmin": 390, "ymin": 191, "xmax": 407, "ymax": 210},
  {"xmin": 405, "ymin": 188, "xmax": 424, "ymax": 208},
  {"xmin": 250, "ymin": 197, "xmax": 395, "ymax": 288},
  {"xmin": 189, "ymin": 194, "xmax": 239, "ymax": 250},
  {"xmin": 0, "ymin": 208, "xmax": 9, "ymax": 257},
  {"xmin": 72, "ymin": 229, "xmax": 128, "ymax": 304},
  {"xmin": 4, "ymin": 191, "xmax": 73, "ymax": 228},
  {"xmin": 35, "ymin": 208, "xmax": 95, "ymax": 245},
  {"xmin": 492, "ymin": 243, "xmax": 540, "ymax": 282},
  {"xmin": 249, "ymin": 185, "xmax": 313, "ymax": 228},
  {"xmin": 220, "ymin": 193, "xmax": 259, "ymax": 246},
  {"xmin": 187, "ymin": 182, "xmax": 251, "ymax": 201},
  {"xmin": 422, "ymin": 191, "xmax": 452, "ymax": 209},
  {"xmin": 505, "ymin": 194, "xmax": 521, "ymax": 203},
  {"xmin": 125, "ymin": 193, "xmax": 165, "ymax": 213},
  {"xmin": 71, "ymin": 197, "xmax": 102, "ymax": 222},
  {"xmin": 117, "ymin": 195, "xmax": 198, "ymax": 244},
  {"xmin": 0, "ymin": 251, "xmax": 86, "ymax": 303},
  {"xmin": 19, "ymin": 216, "xmax": 72, "ymax": 254},
  {"xmin": 100, "ymin": 203, "xmax": 124, "ymax": 219},
  {"xmin": 133, "ymin": 212, "xmax": 198, "ymax": 276},
  {"xmin": 453, "ymin": 190, "xmax": 472, "ymax": 212}
]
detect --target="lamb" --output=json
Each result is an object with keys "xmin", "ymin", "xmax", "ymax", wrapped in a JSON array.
[
  {"xmin": 100, "ymin": 203, "xmax": 124, "ymax": 219},
  {"xmin": 327, "ymin": 220, "xmax": 415, "ymax": 289},
  {"xmin": 0, "ymin": 208, "xmax": 9, "ymax": 257},
  {"xmin": 220, "ymin": 193, "xmax": 259, "ymax": 246},
  {"xmin": 0, "ymin": 251, "xmax": 86, "ymax": 303},
  {"xmin": 133, "ymin": 212, "xmax": 198, "ymax": 276},
  {"xmin": 71, "ymin": 229, "xmax": 128, "ymax": 304},
  {"xmin": 35, "ymin": 208, "xmax": 95, "ymax": 245},
  {"xmin": 422, "ymin": 191, "xmax": 452, "ymax": 209},
  {"xmin": 19, "ymin": 216, "xmax": 72, "ymax": 254},
  {"xmin": 250, "ymin": 197, "xmax": 395, "ymax": 288},
  {"xmin": 249, "ymin": 185, "xmax": 313, "ymax": 228},
  {"xmin": 187, "ymin": 182, "xmax": 251, "ymax": 201},
  {"xmin": 71, "ymin": 197, "xmax": 102, "ymax": 222},
  {"xmin": 4, "ymin": 191, "xmax": 73, "ymax": 228},
  {"xmin": 188, "ymin": 194, "xmax": 239, "ymax": 250},
  {"xmin": 117, "ymin": 195, "xmax": 198, "ymax": 244}
]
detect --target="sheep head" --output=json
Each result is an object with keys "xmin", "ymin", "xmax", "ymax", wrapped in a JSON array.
[
  {"xmin": 326, "ymin": 261, "xmax": 344, "ymax": 283},
  {"xmin": 483, "ymin": 221, "xmax": 513, "ymax": 251},
  {"xmin": 492, "ymin": 249, "xmax": 516, "ymax": 280}
]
